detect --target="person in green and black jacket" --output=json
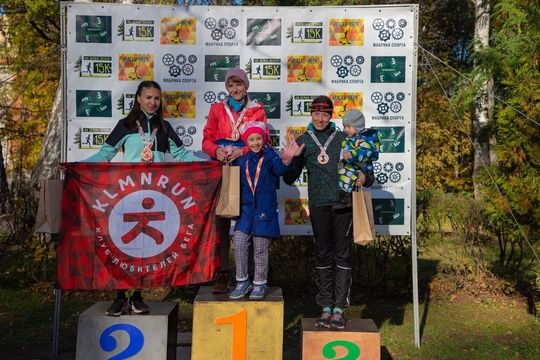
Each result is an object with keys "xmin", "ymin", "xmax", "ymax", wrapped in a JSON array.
[{"xmin": 283, "ymin": 95, "xmax": 375, "ymax": 330}]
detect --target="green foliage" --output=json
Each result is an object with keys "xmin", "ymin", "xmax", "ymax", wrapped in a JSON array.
[
  {"xmin": 416, "ymin": 0, "xmax": 476, "ymax": 193},
  {"xmin": 0, "ymin": 0, "xmax": 60, "ymax": 173},
  {"xmin": 469, "ymin": 0, "xmax": 540, "ymax": 278},
  {"xmin": 0, "ymin": 182, "xmax": 56, "ymax": 288}
]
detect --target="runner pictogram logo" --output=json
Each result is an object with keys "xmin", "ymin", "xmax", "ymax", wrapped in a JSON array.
[{"xmin": 107, "ymin": 190, "xmax": 181, "ymax": 259}]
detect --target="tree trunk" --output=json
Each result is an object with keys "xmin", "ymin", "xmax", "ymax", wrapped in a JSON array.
[
  {"xmin": 471, "ymin": 0, "xmax": 496, "ymax": 199},
  {"xmin": 30, "ymin": 81, "xmax": 62, "ymax": 186}
]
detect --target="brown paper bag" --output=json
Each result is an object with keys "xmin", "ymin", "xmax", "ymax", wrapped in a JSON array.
[
  {"xmin": 352, "ymin": 188, "xmax": 376, "ymax": 245},
  {"xmin": 35, "ymin": 179, "xmax": 64, "ymax": 234},
  {"xmin": 215, "ymin": 164, "xmax": 240, "ymax": 218}
]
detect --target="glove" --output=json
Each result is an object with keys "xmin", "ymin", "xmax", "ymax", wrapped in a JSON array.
[{"xmin": 281, "ymin": 140, "xmax": 304, "ymax": 165}]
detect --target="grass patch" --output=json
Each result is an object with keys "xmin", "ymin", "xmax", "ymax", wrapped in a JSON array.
[{"xmin": 0, "ymin": 282, "xmax": 539, "ymax": 359}]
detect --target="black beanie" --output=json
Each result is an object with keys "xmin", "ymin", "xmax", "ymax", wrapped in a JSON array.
[{"xmin": 310, "ymin": 95, "xmax": 334, "ymax": 115}]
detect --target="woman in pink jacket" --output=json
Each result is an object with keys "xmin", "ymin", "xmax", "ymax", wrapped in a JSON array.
[{"xmin": 202, "ymin": 68, "xmax": 268, "ymax": 293}]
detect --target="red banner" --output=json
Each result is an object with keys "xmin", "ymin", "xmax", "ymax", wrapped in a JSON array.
[{"xmin": 56, "ymin": 162, "xmax": 222, "ymax": 290}]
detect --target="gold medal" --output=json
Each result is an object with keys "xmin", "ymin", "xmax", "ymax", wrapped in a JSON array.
[
  {"xmin": 141, "ymin": 148, "xmax": 153, "ymax": 162},
  {"xmin": 317, "ymin": 152, "xmax": 329, "ymax": 164}
]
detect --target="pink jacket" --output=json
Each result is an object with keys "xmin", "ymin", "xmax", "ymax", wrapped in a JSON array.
[{"xmin": 202, "ymin": 99, "xmax": 268, "ymax": 158}]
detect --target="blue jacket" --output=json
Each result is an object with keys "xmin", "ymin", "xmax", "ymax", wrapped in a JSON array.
[{"xmin": 234, "ymin": 146, "xmax": 288, "ymax": 239}]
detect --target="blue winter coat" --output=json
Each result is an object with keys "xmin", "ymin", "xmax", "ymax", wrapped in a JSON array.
[{"xmin": 233, "ymin": 146, "xmax": 288, "ymax": 239}]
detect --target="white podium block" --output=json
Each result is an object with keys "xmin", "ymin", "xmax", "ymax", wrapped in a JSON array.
[{"xmin": 76, "ymin": 301, "xmax": 178, "ymax": 360}]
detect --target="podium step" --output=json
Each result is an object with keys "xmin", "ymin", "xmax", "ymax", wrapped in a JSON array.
[
  {"xmin": 76, "ymin": 301, "xmax": 178, "ymax": 360},
  {"xmin": 302, "ymin": 318, "xmax": 380, "ymax": 360},
  {"xmin": 191, "ymin": 286, "xmax": 284, "ymax": 360}
]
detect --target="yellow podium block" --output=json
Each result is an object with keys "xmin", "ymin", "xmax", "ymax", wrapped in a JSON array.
[
  {"xmin": 301, "ymin": 318, "xmax": 380, "ymax": 360},
  {"xmin": 191, "ymin": 286, "xmax": 284, "ymax": 360}
]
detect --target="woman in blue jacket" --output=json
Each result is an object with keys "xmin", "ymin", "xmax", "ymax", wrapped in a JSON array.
[{"xmin": 229, "ymin": 121, "xmax": 303, "ymax": 300}]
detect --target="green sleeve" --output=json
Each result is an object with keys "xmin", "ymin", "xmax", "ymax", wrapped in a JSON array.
[
  {"xmin": 169, "ymin": 138, "xmax": 207, "ymax": 162},
  {"xmin": 84, "ymin": 142, "xmax": 121, "ymax": 162}
]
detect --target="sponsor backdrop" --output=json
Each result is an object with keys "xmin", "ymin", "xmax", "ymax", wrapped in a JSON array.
[{"xmin": 62, "ymin": 3, "xmax": 419, "ymax": 236}]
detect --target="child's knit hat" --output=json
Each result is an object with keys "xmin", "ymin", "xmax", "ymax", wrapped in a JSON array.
[
  {"xmin": 241, "ymin": 121, "xmax": 269, "ymax": 145},
  {"xmin": 342, "ymin": 109, "xmax": 366, "ymax": 133},
  {"xmin": 225, "ymin": 68, "xmax": 250, "ymax": 91}
]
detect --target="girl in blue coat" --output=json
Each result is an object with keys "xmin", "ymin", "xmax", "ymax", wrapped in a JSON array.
[{"xmin": 229, "ymin": 122, "xmax": 303, "ymax": 300}]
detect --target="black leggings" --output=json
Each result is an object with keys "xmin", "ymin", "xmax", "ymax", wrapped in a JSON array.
[{"xmin": 309, "ymin": 205, "xmax": 353, "ymax": 310}]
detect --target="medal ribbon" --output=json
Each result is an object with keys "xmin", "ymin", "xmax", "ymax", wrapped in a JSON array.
[
  {"xmin": 136, "ymin": 120, "xmax": 158, "ymax": 150},
  {"xmin": 307, "ymin": 130, "xmax": 338, "ymax": 159},
  {"xmin": 224, "ymin": 101, "xmax": 249, "ymax": 140},
  {"xmin": 245, "ymin": 155, "xmax": 264, "ymax": 195}
]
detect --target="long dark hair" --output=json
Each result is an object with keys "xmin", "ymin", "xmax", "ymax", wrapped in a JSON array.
[{"xmin": 124, "ymin": 80, "xmax": 166, "ymax": 131}]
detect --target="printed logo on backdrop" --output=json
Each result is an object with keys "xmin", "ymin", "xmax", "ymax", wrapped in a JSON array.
[
  {"xmin": 204, "ymin": 17, "xmax": 240, "ymax": 45},
  {"xmin": 287, "ymin": 56, "xmax": 323, "ymax": 82},
  {"xmin": 162, "ymin": 91, "xmax": 196, "ymax": 118},
  {"xmin": 174, "ymin": 125, "xmax": 197, "ymax": 148},
  {"xmin": 160, "ymin": 17, "xmax": 196, "ymax": 45},
  {"xmin": 203, "ymin": 90, "xmax": 228, "ymax": 105},
  {"xmin": 246, "ymin": 19, "xmax": 281, "ymax": 46},
  {"xmin": 118, "ymin": 53, "xmax": 154, "ymax": 81},
  {"xmin": 117, "ymin": 93, "xmax": 136, "ymax": 115},
  {"xmin": 329, "ymin": 54, "xmax": 365, "ymax": 84},
  {"xmin": 285, "ymin": 22, "xmax": 323, "ymax": 43},
  {"xmin": 269, "ymin": 128, "xmax": 280, "ymax": 151},
  {"xmin": 117, "ymin": 19, "xmax": 155, "ymax": 42},
  {"xmin": 329, "ymin": 93, "xmax": 363, "ymax": 119},
  {"xmin": 76, "ymin": 90, "xmax": 112, "ymax": 117},
  {"xmin": 284, "ymin": 199, "xmax": 310, "ymax": 225},
  {"xmin": 286, "ymin": 126, "xmax": 309, "ymax": 188},
  {"xmin": 371, "ymin": 56, "xmax": 406, "ymax": 83},
  {"xmin": 377, "ymin": 127, "xmax": 405, "ymax": 154},
  {"xmin": 249, "ymin": 92, "xmax": 281, "ymax": 120},
  {"xmin": 162, "ymin": 53, "xmax": 198, "ymax": 83},
  {"xmin": 373, "ymin": 198, "xmax": 405, "ymax": 226},
  {"xmin": 74, "ymin": 56, "xmax": 112, "ymax": 78},
  {"xmin": 245, "ymin": 58, "xmax": 281, "ymax": 80},
  {"xmin": 205, "ymin": 55, "xmax": 241, "ymax": 82},
  {"xmin": 372, "ymin": 126, "xmax": 407, "ymax": 188},
  {"xmin": 371, "ymin": 91, "xmax": 406, "ymax": 117},
  {"xmin": 73, "ymin": 127, "xmax": 112, "ymax": 149},
  {"xmin": 373, "ymin": 160, "xmax": 405, "ymax": 188},
  {"xmin": 76, "ymin": 15, "xmax": 112, "ymax": 43},
  {"xmin": 372, "ymin": 18, "xmax": 407, "ymax": 46},
  {"xmin": 285, "ymin": 95, "xmax": 317, "ymax": 117},
  {"xmin": 329, "ymin": 18, "xmax": 364, "ymax": 46}
]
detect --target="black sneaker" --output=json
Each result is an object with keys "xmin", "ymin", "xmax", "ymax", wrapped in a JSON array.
[
  {"xmin": 106, "ymin": 297, "xmax": 127, "ymax": 316},
  {"xmin": 212, "ymin": 270, "xmax": 230, "ymax": 294},
  {"xmin": 315, "ymin": 307, "xmax": 332, "ymax": 328},
  {"xmin": 329, "ymin": 308, "xmax": 346, "ymax": 330},
  {"xmin": 130, "ymin": 291, "xmax": 149, "ymax": 314}
]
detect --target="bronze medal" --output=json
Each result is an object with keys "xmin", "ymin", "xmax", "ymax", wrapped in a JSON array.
[
  {"xmin": 307, "ymin": 130, "xmax": 338, "ymax": 166},
  {"xmin": 141, "ymin": 148, "xmax": 153, "ymax": 162},
  {"xmin": 317, "ymin": 152, "xmax": 329, "ymax": 164},
  {"xmin": 136, "ymin": 120, "xmax": 157, "ymax": 163},
  {"xmin": 231, "ymin": 128, "xmax": 240, "ymax": 141}
]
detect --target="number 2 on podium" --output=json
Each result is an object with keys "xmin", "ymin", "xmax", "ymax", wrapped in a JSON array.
[{"xmin": 215, "ymin": 309, "xmax": 247, "ymax": 360}]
